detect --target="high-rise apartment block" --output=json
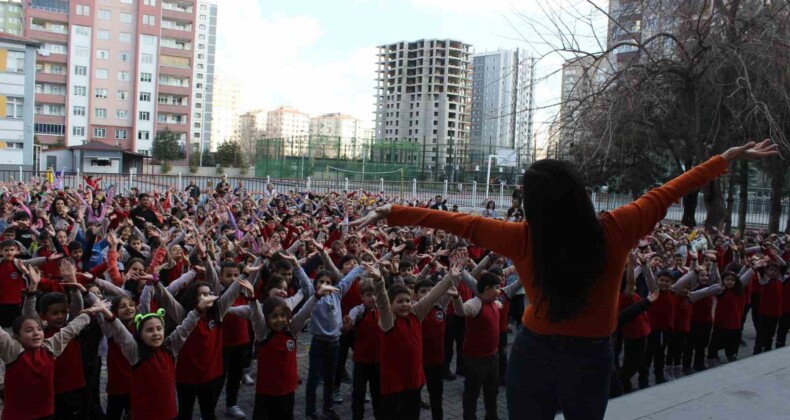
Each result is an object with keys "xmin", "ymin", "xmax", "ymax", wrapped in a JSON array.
[
  {"xmin": 469, "ymin": 48, "xmax": 535, "ymax": 167},
  {"xmin": 0, "ymin": 1, "xmax": 23, "ymax": 35},
  {"xmin": 0, "ymin": 31, "xmax": 39, "ymax": 169},
  {"xmin": 309, "ymin": 113, "xmax": 371, "ymax": 159},
  {"xmin": 374, "ymin": 39, "xmax": 472, "ymax": 177},
  {"xmin": 208, "ymin": 74, "xmax": 240, "ymax": 151},
  {"xmin": 10, "ymin": 0, "xmax": 216, "ymax": 159},
  {"xmin": 238, "ymin": 109, "xmax": 267, "ymax": 158}
]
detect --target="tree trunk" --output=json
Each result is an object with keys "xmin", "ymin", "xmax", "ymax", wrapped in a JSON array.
[
  {"xmin": 682, "ymin": 190, "xmax": 699, "ymax": 227},
  {"xmin": 737, "ymin": 161, "xmax": 749, "ymax": 233},
  {"xmin": 724, "ymin": 172, "xmax": 736, "ymax": 234},
  {"xmin": 703, "ymin": 179, "xmax": 726, "ymax": 230},
  {"xmin": 768, "ymin": 162, "xmax": 785, "ymax": 234}
]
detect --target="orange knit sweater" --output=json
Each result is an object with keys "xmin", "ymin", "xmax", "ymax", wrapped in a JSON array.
[{"xmin": 388, "ymin": 156, "xmax": 729, "ymax": 337}]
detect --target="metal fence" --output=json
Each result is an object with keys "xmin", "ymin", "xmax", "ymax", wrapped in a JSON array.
[{"xmin": 0, "ymin": 169, "xmax": 786, "ymax": 231}]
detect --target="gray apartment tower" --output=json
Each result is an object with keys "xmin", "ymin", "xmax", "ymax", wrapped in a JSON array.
[
  {"xmin": 374, "ymin": 39, "xmax": 472, "ymax": 180},
  {"xmin": 469, "ymin": 48, "xmax": 535, "ymax": 167}
]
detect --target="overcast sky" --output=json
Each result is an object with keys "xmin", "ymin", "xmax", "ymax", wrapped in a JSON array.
[{"xmin": 214, "ymin": 0, "xmax": 609, "ymax": 149}]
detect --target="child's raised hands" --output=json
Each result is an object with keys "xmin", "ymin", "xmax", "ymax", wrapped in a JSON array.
[
  {"xmin": 362, "ymin": 262, "xmax": 382, "ymax": 281},
  {"xmin": 447, "ymin": 286, "xmax": 459, "ymax": 298},
  {"xmin": 81, "ymin": 300, "xmax": 112, "ymax": 317},
  {"xmin": 236, "ymin": 279, "xmax": 254, "ymax": 297},
  {"xmin": 316, "ymin": 283, "xmax": 340, "ymax": 296},
  {"xmin": 197, "ymin": 294, "xmax": 219, "ymax": 311},
  {"xmin": 647, "ymin": 290, "xmax": 660, "ymax": 303},
  {"xmin": 27, "ymin": 266, "xmax": 41, "ymax": 292}
]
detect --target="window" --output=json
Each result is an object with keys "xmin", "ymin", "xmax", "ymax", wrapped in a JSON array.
[
  {"xmin": 121, "ymin": 0, "xmax": 134, "ymax": 3},
  {"xmin": 43, "ymin": 43, "xmax": 67, "ymax": 54},
  {"xmin": 75, "ymin": 26, "xmax": 90, "ymax": 36},
  {"xmin": 143, "ymin": 15, "xmax": 155, "ymax": 25},
  {"xmin": 95, "ymin": 108, "xmax": 107, "ymax": 118},
  {"xmin": 34, "ymin": 123, "xmax": 65, "ymax": 135},
  {"xmin": 198, "ymin": 34, "xmax": 205, "ymax": 40},
  {"xmin": 141, "ymin": 53, "xmax": 153, "ymax": 64},
  {"xmin": 76, "ymin": 5, "xmax": 90, "ymax": 15},
  {"xmin": 118, "ymin": 71, "xmax": 130, "ymax": 81},
  {"xmin": 117, "ymin": 90, "xmax": 129, "ymax": 100},
  {"xmin": 95, "ymin": 88, "xmax": 108, "ymax": 98},
  {"xmin": 200, "ymin": 4, "xmax": 207, "ymax": 10},
  {"xmin": 139, "ymin": 92, "xmax": 151, "ymax": 101},
  {"xmin": 140, "ymin": 73, "xmax": 152, "ymax": 82},
  {"xmin": 5, "ymin": 51, "xmax": 24, "ymax": 73},
  {"xmin": 74, "ymin": 86, "xmax": 87, "ymax": 96},
  {"xmin": 198, "ymin": 43, "xmax": 204, "ymax": 49},
  {"xmin": 194, "ymin": 113, "xmax": 201, "ymax": 118},
  {"xmin": 199, "ymin": 14, "xmax": 206, "ymax": 21},
  {"xmin": 97, "ymin": 30, "xmax": 110, "ymax": 40},
  {"xmin": 94, "ymin": 128, "xmax": 106, "ymax": 138},
  {"xmin": 119, "ymin": 32, "xmax": 132, "ymax": 43},
  {"xmin": 5, "ymin": 97, "xmax": 23, "ymax": 119},
  {"xmin": 144, "ymin": 0, "xmax": 156, "ymax": 5},
  {"xmin": 96, "ymin": 49, "xmax": 109, "ymax": 59},
  {"xmin": 141, "ymin": 35, "xmax": 156, "ymax": 45},
  {"xmin": 73, "ymin": 106, "xmax": 86, "ymax": 116},
  {"xmin": 138, "ymin": 130, "xmax": 150, "ymax": 140},
  {"xmin": 139, "ymin": 111, "xmax": 150, "ymax": 121},
  {"xmin": 119, "ymin": 52, "xmax": 131, "ymax": 62},
  {"xmin": 76, "ymin": 47, "xmax": 89, "ymax": 57},
  {"xmin": 116, "ymin": 129, "xmax": 128, "ymax": 139},
  {"xmin": 74, "ymin": 65, "xmax": 87, "ymax": 76},
  {"xmin": 98, "ymin": 9, "xmax": 111, "ymax": 20},
  {"xmin": 120, "ymin": 13, "xmax": 133, "ymax": 23},
  {"xmin": 196, "ymin": 73, "xmax": 203, "ymax": 79},
  {"xmin": 116, "ymin": 110, "xmax": 129, "ymax": 120},
  {"xmin": 72, "ymin": 126, "xmax": 85, "ymax": 136},
  {"xmin": 95, "ymin": 69, "xmax": 108, "ymax": 79}
]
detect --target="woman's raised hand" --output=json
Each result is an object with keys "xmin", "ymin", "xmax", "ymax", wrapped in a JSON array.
[
  {"xmin": 721, "ymin": 139, "xmax": 781, "ymax": 162},
  {"xmin": 349, "ymin": 204, "xmax": 392, "ymax": 229}
]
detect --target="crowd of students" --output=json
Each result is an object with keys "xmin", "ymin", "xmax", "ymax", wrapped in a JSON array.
[{"xmin": 0, "ymin": 172, "xmax": 786, "ymax": 420}]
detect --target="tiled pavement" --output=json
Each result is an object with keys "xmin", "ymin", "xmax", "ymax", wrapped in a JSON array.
[{"xmin": 0, "ymin": 314, "xmax": 757, "ymax": 419}]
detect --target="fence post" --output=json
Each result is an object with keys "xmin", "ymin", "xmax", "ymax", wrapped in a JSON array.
[
  {"xmin": 380, "ymin": 178, "xmax": 384, "ymax": 193},
  {"xmin": 306, "ymin": 177, "xmax": 311, "ymax": 192},
  {"xmin": 443, "ymin": 180, "xmax": 448, "ymax": 198},
  {"xmin": 128, "ymin": 167, "xmax": 133, "ymax": 190},
  {"xmin": 344, "ymin": 177, "xmax": 349, "ymax": 191},
  {"xmin": 178, "ymin": 172, "xmax": 182, "ymax": 191},
  {"xmin": 591, "ymin": 191, "xmax": 597, "ymax": 212},
  {"xmin": 18, "ymin": 166, "xmax": 22, "ymax": 182},
  {"xmin": 499, "ymin": 182, "xmax": 504, "ymax": 208},
  {"xmin": 472, "ymin": 181, "xmax": 477, "ymax": 207},
  {"xmin": 412, "ymin": 179, "xmax": 417, "ymax": 198}
]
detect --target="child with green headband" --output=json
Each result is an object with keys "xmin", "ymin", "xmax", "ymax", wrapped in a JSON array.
[{"xmin": 103, "ymin": 290, "xmax": 219, "ymax": 420}]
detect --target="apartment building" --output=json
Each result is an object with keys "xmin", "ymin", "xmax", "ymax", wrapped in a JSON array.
[
  {"xmin": 469, "ymin": 48, "xmax": 535, "ymax": 167},
  {"xmin": 374, "ymin": 39, "xmax": 472, "ymax": 178},
  {"xmin": 208, "ymin": 73, "xmax": 240, "ymax": 151},
  {"xmin": 16, "ymin": 0, "xmax": 216, "ymax": 159},
  {"xmin": 0, "ymin": 1, "xmax": 23, "ymax": 36},
  {"xmin": 238, "ymin": 108, "xmax": 266, "ymax": 157},
  {"xmin": 309, "ymin": 112, "xmax": 372, "ymax": 159},
  {"xmin": 0, "ymin": 32, "xmax": 38, "ymax": 168}
]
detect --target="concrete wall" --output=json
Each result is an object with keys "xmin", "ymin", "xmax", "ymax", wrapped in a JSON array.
[{"xmin": 150, "ymin": 164, "xmax": 254, "ymax": 177}]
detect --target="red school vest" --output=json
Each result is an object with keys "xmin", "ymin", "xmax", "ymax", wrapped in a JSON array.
[
  {"xmin": 353, "ymin": 308, "xmax": 382, "ymax": 364},
  {"xmin": 647, "ymin": 291, "xmax": 675, "ymax": 331},
  {"xmin": 131, "ymin": 348, "xmax": 177, "ymax": 420},
  {"xmin": 106, "ymin": 338, "xmax": 133, "ymax": 396},
  {"xmin": 758, "ymin": 278, "xmax": 783, "ymax": 318},
  {"xmin": 3, "ymin": 348, "xmax": 56, "ymax": 420},
  {"xmin": 714, "ymin": 289, "xmax": 745, "ymax": 330},
  {"xmin": 176, "ymin": 317, "xmax": 224, "ymax": 384},
  {"xmin": 341, "ymin": 279, "xmax": 363, "ymax": 316},
  {"xmin": 463, "ymin": 300, "xmax": 500, "ymax": 358},
  {"xmin": 0, "ymin": 260, "xmax": 25, "ymax": 305},
  {"xmin": 498, "ymin": 292, "xmax": 511, "ymax": 333},
  {"xmin": 421, "ymin": 306, "xmax": 446, "ymax": 367},
  {"xmin": 691, "ymin": 286, "xmax": 714, "ymax": 324},
  {"xmin": 380, "ymin": 313, "xmax": 424, "ymax": 396},
  {"xmin": 222, "ymin": 296, "xmax": 251, "ymax": 347},
  {"xmin": 45, "ymin": 328, "xmax": 85, "ymax": 394},
  {"xmin": 256, "ymin": 330, "xmax": 299, "ymax": 396},
  {"xmin": 619, "ymin": 293, "xmax": 650, "ymax": 339}
]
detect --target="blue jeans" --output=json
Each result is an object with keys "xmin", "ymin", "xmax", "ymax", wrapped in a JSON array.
[
  {"xmin": 506, "ymin": 328, "xmax": 612, "ymax": 420},
  {"xmin": 305, "ymin": 337, "xmax": 339, "ymax": 415}
]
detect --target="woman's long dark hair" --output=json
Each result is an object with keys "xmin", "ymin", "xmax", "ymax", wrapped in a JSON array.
[{"xmin": 522, "ymin": 159, "xmax": 606, "ymax": 322}]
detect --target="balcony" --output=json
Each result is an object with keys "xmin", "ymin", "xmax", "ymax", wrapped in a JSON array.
[
  {"xmin": 35, "ymin": 72, "xmax": 66, "ymax": 84},
  {"xmin": 158, "ymin": 84, "xmax": 191, "ymax": 95},
  {"xmin": 37, "ymin": 51, "xmax": 67, "ymax": 64},
  {"xmin": 158, "ymin": 64, "xmax": 192, "ymax": 78},
  {"xmin": 156, "ymin": 123, "xmax": 189, "ymax": 134},
  {"xmin": 33, "ymin": 114, "xmax": 66, "ymax": 124},
  {"xmin": 162, "ymin": 28, "xmax": 193, "ymax": 40},
  {"xmin": 160, "ymin": 46, "xmax": 192, "ymax": 59}
]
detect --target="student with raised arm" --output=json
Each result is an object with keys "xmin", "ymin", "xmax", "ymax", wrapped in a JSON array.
[
  {"xmin": 373, "ymin": 261, "xmax": 460, "ymax": 420},
  {"xmin": 102, "ymin": 293, "xmax": 218, "ymax": 420},
  {"xmin": 351, "ymin": 140, "xmax": 780, "ymax": 419}
]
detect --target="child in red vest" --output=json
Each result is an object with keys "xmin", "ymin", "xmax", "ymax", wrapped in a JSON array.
[
  {"xmin": 103, "ymin": 298, "xmax": 217, "ymax": 420},
  {"xmin": 373, "ymin": 261, "xmax": 459, "ymax": 420},
  {"xmin": 0, "ymin": 302, "xmax": 96, "ymax": 420},
  {"xmin": 754, "ymin": 258, "xmax": 784, "ymax": 354},
  {"xmin": 249, "ymin": 283, "xmax": 335, "ymax": 419},
  {"xmin": 618, "ymin": 254, "xmax": 651, "ymax": 393},
  {"xmin": 415, "ymin": 277, "xmax": 450, "ymax": 420},
  {"xmin": 451, "ymin": 271, "xmax": 503, "ymax": 420},
  {"xmin": 345, "ymin": 279, "xmax": 383, "ymax": 420},
  {"xmin": 706, "ymin": 267, "xmax": 753, "ymax": 363},
  {"xmin": 639, "ymin": 268, "xmax": 673, "ymax": 386},
  {"xmin": 0, "ymin": 239, "xmax": 27, "ymax": 328}
]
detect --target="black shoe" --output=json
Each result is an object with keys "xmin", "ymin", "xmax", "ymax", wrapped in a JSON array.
[
  {"xmin": 323, "ymin": 408, "xmax": 341, "ymax": 420},
  {"xmin": 456, "ymin": 367, "xmax": 465, "ymax": 376},
  {"xmin": 443, "ymin": 370, "xmax": 456, "ymax": 381},
  {"xmin": 655, "ymin": 375, "xmax": 667, "ymax": 385}
]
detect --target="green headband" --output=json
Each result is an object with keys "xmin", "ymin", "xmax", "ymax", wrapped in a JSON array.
[{"xmin": 134, "ymin": 308, "xmax": 165, "ymax": 331}]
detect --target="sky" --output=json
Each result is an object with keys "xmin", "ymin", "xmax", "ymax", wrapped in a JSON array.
[{"xmin": 213, "ymin": 0, "xmax": 609, "ymax": 148}]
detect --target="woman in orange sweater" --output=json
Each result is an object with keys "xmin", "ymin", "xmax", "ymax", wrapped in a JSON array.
[{"xmin": 351, "ymin": 140, "xmax": 779, "ymax": 420}]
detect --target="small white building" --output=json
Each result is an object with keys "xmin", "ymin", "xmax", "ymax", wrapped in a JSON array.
[
  {"xmin": 40, "ymin": 141, "xmax": 148, "ymax": 174},
  {"xmin": 0, "ymin": 32, "xmax": 39, "ymax": 169}
]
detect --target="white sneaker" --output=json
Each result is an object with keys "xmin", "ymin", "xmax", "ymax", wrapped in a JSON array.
[
  {"xmin": 225, "ymin": 405, "xmax": 246, "ymax": 419},
  {"xmin": 333, "ymin": 389, "xmax": 344, "ymax": 403},
  {"xmin": 242, "ymin": 369, "xmax": 254, "ymax": 386}
]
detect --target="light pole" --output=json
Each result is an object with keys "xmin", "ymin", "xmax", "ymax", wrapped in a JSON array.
[{"xmin": 485, "ymin": 154, "xmax": 497, "ymax": 201}]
